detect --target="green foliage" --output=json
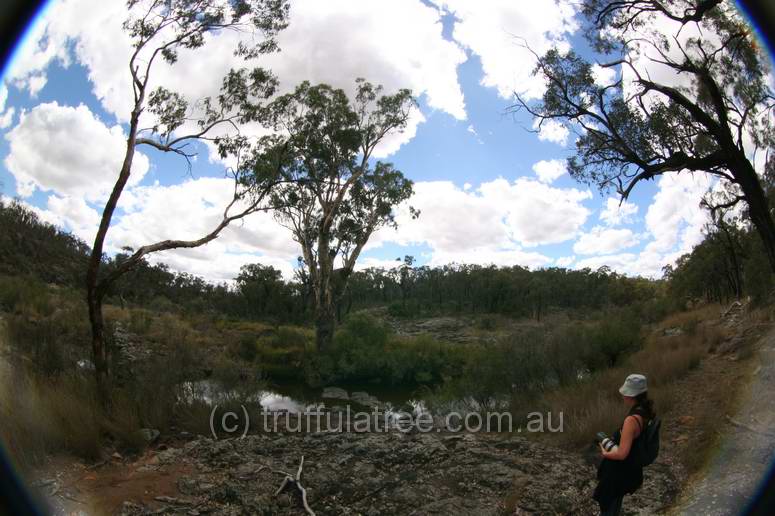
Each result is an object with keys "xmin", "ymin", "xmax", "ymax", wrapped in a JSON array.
[
  {"xmin": 253, "ymin": 78, "xmax": 418, "ymax": 350},
  {"xmin": 294, "ymin": 314, "xmax": 466, "ymax": 387},
  {"xmin": 0, "ymin": 200, "xmax": 89, "ymax": 287},
  {"xmin": 666, "ymin": 215, "xmax": 775, "ymax": 306},
  {"xmin": 427, "ymin": 313, "xmax": 643, "ymax": 413},
  {"xmin": 237, "ymin": 334, "xmax": 258, "ymax": 362},
  {"xmin": 349, "ymin": 263, "xmax": 663, "ymax": 319},
  {"xmin": 520, "ymin": 0, "xmax": 775, "ymax": 281},
  {"xmin": 0, "ymin": 275, "xmax": 54, "ymax": 317},
  {"xmin": 254, "ymin": 326, "xmax": 314, "ymax": 380}
]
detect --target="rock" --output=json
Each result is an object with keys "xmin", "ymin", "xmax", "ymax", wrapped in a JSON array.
[
  {"xmin": 76, "ymin": 359, "xmax": 95, "ymax": 371},
  {"xmin": 111, "ymin": 452, "xmax": 123, "ymax": 460},
  {"xmin": 351, "ymin": 391, "xmax": 381, "ymax": 407},
  {"xmin": 322, "ymin": 386, "xmax": 349, "ymax": 400},
  {"xmin": 117, "ymin": 501, "xmax": 146, "ymax": 515},
  {"xmin": 664, "ymin": 327, "xmax": 683, "ymax": 337},
  {"xmin": 138, "ymin": 428, "xmax": 160, "ymax": 444},
  {"xmin": 106, "ymin": 422, "xmax": 677, "ymax": 515},
  {"xmin": 154, "ymin": 495, "xmax": 180, "ymax": 504}
]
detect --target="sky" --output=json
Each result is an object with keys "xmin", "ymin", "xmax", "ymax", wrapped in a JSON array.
[{"xmin": 0, "ymin": 0, "xmax": 736, "ymax": 283}]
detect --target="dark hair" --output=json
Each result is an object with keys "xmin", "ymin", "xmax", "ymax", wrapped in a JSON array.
[{"xmin": 631, "ymin": 391, "xmax": 656, "ymax": 421}]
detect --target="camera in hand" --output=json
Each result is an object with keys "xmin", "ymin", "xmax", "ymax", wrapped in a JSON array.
[{"xmin": 596, "ymin": 431, "xmax": 617, "ymax": 452}]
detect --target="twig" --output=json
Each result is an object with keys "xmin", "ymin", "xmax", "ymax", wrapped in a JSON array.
[
  {"xmin": 87, "ymin": 458, "xmax": 110, "ymax": 470},
  {"xmin": 56, "ymin": 492, "xmax": 86, "ymax": 504},
  {"xmin": 274, "ymin": 456, "xmax": 315, "ymax": 516}
]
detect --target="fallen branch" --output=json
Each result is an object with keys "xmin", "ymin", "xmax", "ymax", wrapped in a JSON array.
[{"xmin": 274, "ymin": 456, "xmax": 315, "ymax": 516}]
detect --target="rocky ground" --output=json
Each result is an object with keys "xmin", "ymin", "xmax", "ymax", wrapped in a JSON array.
[
  {"xmin": 24, "ymin": 304, "xmax": 772, "ymax": 515},
  {"xmin": 42, "ymin": 429, "xmax": 678, "ymax": 515}
]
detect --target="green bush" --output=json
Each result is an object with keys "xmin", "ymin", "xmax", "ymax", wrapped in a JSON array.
[
  {"xmin": 300, "ymin": 314, "xmax": 465, "ymax": 387},
  {"xmin": 386, "ymin": 300, "xmax": 422, "ymax": 318},
  {"xmin": 254, "ymin": 326, "xmax": 313, "ymax": 381},
  {"xmin": 0, "ymin": 275, "xmax": 54, "ymax": 317},
  {"xmin": 237, "ymin": 334, "xmax": 258, "ymax": 362},
  {"xmin": 475, "ymin": 315, "xmax": 498, "ymax": 330}
]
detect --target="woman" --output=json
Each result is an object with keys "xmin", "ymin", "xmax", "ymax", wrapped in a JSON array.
[{"xmin": 593, "ymin": 373, "xmax": 656, "ymax": 516}]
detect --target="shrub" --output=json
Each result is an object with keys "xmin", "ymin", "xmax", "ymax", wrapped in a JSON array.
[
  {"xmin": 475, "ymin": 315, "xmax": 498, "ymax": 330},
  {"xmin": 237, "ymin": 334, "xmax": 258, "ymax": 362},
  {"xmin": 0, "ymin": 369, "xmax": 102, "ymax": 468},
  {"xmin": 0, "ymin": 275, "xmax": 53, "ymax": 317}
]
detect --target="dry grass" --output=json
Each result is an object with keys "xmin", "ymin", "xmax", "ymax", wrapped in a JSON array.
[
  {"xmin": 0, "ymin": 370, "xmax": 102, "ymax": 469},
  {"xmin": 537, "ymin": 307, "xmax": 728, "ymax": 449},
  {"xmin": 658, "ymin": 303, "xmax": 722, "ymax": 331}
]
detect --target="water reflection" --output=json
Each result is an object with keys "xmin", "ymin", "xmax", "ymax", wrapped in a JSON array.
[{"xmin": 181, "ymin": 379, "xmax": 432, "ymax": 423}]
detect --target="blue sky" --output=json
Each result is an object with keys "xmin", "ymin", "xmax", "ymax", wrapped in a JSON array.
[{"xmin": 0, "ymin": 0, "xmax": 726, "ymax": 282}]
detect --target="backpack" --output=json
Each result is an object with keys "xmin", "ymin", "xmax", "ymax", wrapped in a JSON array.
[{"xmin": 633, "ymin": 415, "xmax": 661, "ymax": 467}]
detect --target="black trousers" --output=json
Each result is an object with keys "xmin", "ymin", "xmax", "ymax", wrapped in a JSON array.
[{"xmin": 600, "ymin": 495, "xmax": 623, "ymax": 516}]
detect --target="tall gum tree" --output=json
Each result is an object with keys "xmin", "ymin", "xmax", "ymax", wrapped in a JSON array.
[
  {"xmin": 251, "ymin": 79, "xmax": 418, "ymax": 351},
  {"xmin": 512, "ymin": 0, "xmax": 775, "ymax": 271},
  {"xmin": 85, "ymin": 0, "xmax": 289, "ymax": 403}
]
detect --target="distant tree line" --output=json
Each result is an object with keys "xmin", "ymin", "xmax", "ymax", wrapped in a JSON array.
[
  {"xmin": 0, "ymin": 199, "xmax": 665, "ymax": 323},
  {"xmin": 344, "ymin": 260, "xmax": 662, "ymax": 320},
  {"xmin": 6, "ymin": 194, "xmax": 775, "ymax": 324}
]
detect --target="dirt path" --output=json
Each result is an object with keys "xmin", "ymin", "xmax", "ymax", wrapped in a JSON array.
[{"xmin": 671, "ymin": 329, "xmax": 775, "ymax": 515}]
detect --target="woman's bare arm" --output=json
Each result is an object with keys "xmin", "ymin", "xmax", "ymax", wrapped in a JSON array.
[{"xmin": 600, "ymin": 415, "xmax": 641, "ymax": 461}]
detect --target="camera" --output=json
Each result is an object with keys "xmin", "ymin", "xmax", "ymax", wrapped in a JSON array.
[{"xmin": 596, "ymin": 431, "xmax": 617, "ymax": 452}]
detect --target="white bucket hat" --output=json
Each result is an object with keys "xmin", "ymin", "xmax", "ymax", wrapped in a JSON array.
[{"xmin": 619, "ymin": 373, "xmax": 647, "ymax": 397}]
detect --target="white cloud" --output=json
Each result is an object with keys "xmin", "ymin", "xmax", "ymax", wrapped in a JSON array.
[
  {"xmin": 466, "ymin": 123, "xmax": 484, "ymax": 144},
  {"xmin": 10, "ymin": 0, "xmax": 467, "ymax": 159},
  {"xmin": 569, "ymin": 173, "xmax": 713, "ymax": 278},
  {"xmin": 354, "ymin": 257, "xmax": 403, "ymax": 271},
  {"xmin": 0, "ymin": 108, "xmax": 15, "ymax": 130},
  {"xmin": 555, "ymin": 255, "xmax": 575, "ymax": 267},
  {"xmin": 428, "ymin": 246, "xmax": 552, "ymax": 269},
  {"xmin": 435, "ymin": 0, "xmax": 578, "ymax": 101},
  {"xmin": 372, "ymin": 177, "xmax": 591, "ymax": 267},
  {"xmin": 26, "ymin": 75, "xmax": 47, "ymax": 97},
  {"xmin": 43, "ymin": 194, "xmax": 101, "ymax": 242},
  {"xmin": 480, "ymin": 178, "xmax": 592, "ymax": 246},
  {"xmin": 573, "ymin": 226, "xmax": 639, "ymax": 255},
  {"xmin": 106, "ymin": 177, "xmax": 298, "ymax": 282},
  {"xmin": 0, "ymin": 84, "xmax": 14, "ymax": 129},
  {"xmin": 19, "ymin": 176, "xmax": 300, "ymax": 282},
  {"xmin": 111, "ymin": 178, "xmax": 297, "ymax": 254},
  {"xmin": 4, "ymin": 102, "xmax": 149, "ymax": 201},
  {"xmin": 590, "ymin": 63, "xmax": 616, "ymax": 87},
  {"xmin": 644, "ymin": 173, "xmax": 711, "ymax": 254},
  {"xmin": 532, "ymin": 158, "xmax": 566, "ymax": 184},
  {"xmin": 372, "ymin": 109, "xmax": 426, "ymax": 158},
  {"xmin": 599, "ymin": 197, "xmax": 639, "ymax": 226},
  {"xmin": 533, "ymin": 118, "xmax": 569, "ymax": 146}
]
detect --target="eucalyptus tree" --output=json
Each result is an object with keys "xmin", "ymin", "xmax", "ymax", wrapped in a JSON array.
[
  {"xmin": 85, "ymin": 0, "xmax": 289, "ymax": 402},
  {"xmin": 514, "ymin": 0, "xmax": 775, "ymax": 270},
  {"xmin": 251, "ymin": 79, "xmax": 417, "ymax": 351}
]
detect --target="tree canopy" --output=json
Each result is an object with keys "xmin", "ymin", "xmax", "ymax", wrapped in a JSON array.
[
  {"xmin": 250, "ymin": 79, "xmax": 417, "ymax": 350},
  {"xmin": 85, "ymin": 0, "xmax": 290, "ymax": 403},
  {"xmin": 514, "ymin": 0, "xmax": 775, "ymax": 270}
]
